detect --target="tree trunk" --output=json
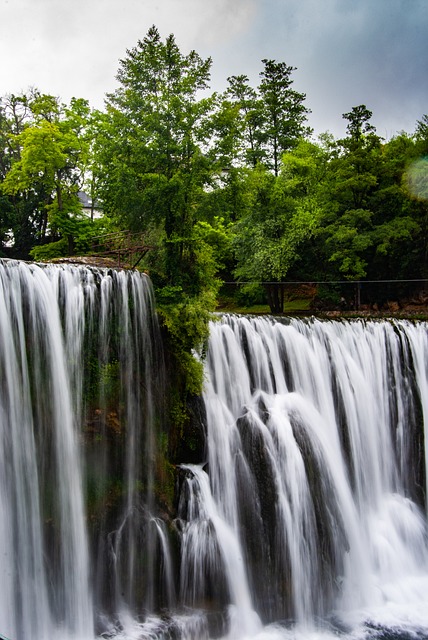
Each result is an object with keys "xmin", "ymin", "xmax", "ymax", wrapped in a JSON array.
[
  {"xmin": 265, "ymin": 283, "xmax": 284, "ymax": 314},
  {"xmin": 67, "ymin": 234, "xmax": 75, "ymax": 256}
]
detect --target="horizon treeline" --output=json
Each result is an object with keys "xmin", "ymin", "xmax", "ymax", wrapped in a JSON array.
[{"xmin": 1, "ymin": 25, "xmax": 427, "ymax": 317}]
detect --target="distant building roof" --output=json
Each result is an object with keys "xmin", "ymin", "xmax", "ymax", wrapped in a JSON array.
[
  {"xmin": 78, "ymin": 191, "xmax": 103, "ymax": 219},
  {"xmin": 78, "ymin": 191, "xmax": 93, "ymax": 208}
]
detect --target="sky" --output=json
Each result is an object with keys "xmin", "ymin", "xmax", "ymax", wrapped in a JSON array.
[{"xmin": 1, "ymin": 0, "xmax": 427, "ymax": 139}]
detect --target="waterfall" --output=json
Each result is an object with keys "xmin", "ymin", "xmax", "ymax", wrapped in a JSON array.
[
  {"xmin": 0, "ymin": 260, "xmax": 93, "ymax": 639},
  {"xmin": 179, "ymin": 314, "xmax": 428, "ymax": 639},
  {"xmin": 2, "ymin": 262, "xmax": 428, "ymax": 640},
  {"xmin": 0, "ymin": 259, "xmax": 165, "ymax": 640}
]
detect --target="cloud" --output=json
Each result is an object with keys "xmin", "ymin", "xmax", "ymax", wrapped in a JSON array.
[
  {"xmin": 0, "ymin": 0, "xmax": 259, "ymax": 105},
  {"xmin": 248, "ymin": 0, "xmax": 428, "ymax": 136},
  {"xmin": 180, "ymin": 0, "xmax": 258, "ymax": 47},
  {"xmin": 0, "ymin": 0, "xmax": 426, "ymax": 136}
]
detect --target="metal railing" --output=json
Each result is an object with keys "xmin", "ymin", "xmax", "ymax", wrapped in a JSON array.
[
  {"xmin": 222, "ymin": 279, "xmax": 428, "ymax": 311},
  {"xmin": 89, "ymin": 230, "xmax": 156, "ymax": 268}
]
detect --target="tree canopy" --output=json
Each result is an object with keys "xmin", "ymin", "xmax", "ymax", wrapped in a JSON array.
[{"xmin": 0, "ymin": 26, "xmax": 427, "ymax": 319}]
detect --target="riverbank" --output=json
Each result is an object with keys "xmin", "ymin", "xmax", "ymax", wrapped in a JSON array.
[{"xmin": 216, "ymin": 297, "xmax": 428, "ymax": 321}]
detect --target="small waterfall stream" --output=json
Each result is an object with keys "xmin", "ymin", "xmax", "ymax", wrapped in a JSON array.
[{"xmin": 1, "ymin": 261, "xmax": 428, "ymax": 639}]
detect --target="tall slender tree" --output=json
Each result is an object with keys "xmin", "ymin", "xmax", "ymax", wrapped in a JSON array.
[
  {"xmin": 225, "ymin": 74, "xmax": 264, "ymax": 167},
  {"xmin": 224, "ymin": 62, "xmax": 311, "ymax": 175},
  {"xmin": 257, "ymin": 59, "xmax": 311, "ymax": 175},
  {"xmin": 233, "ymin": 140, "xmax": 324, "ymax": 312},
  {"xmin": 98, "ymin": 25, "xmax": 216, "ymax": 287}
]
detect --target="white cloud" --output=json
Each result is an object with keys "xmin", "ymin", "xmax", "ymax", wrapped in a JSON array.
[{"xmin": 0, "ymin": 0, "xmax": 426, "ymax": 136}]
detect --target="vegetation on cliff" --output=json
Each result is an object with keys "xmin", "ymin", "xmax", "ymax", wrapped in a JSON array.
[{"xmin": 1, "ymin": 26, "xmax": 428, "ymax": 411}]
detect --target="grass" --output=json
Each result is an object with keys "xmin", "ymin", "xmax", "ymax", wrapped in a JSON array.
[
  {"xmin": 215, "ymin": 297, "xmax": 312, "ymax": 315},
  {"xmin": 215, "ymin": 291, "xmax": 428, "ymax": 320}
]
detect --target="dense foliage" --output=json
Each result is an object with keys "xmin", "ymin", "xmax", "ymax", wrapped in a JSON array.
[{"xmin": 1, "ymin": 25, "xmax": 428, "ymax": 354}]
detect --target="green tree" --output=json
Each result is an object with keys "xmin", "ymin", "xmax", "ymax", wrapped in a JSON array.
[
  {"xmin": 415, "ymin": 114, "xmax": 428, "ymax": 154},
  {"xmin": 0, "ymin": 93, "xmax": 37, "ymax": 256},
  {"xmin": 234, "ymin": 140, "xmax": 323, "ymax": 312},
  {"xmin": 257, "ymin": 59, "xmax": 311, "ymax": 175},
  {"xmin": 96, "ymin": 25, "xmax": 228, "ymax": 411},
  {"xmin": 1, "ymin": 92, "xmax": 96, "ymax": 257},
  {"xmin": 98, "ymin": 25, "xmax": 216, "ymax": 289},
  {"xmin": 318, "ymin": 106, "xmax": 381, "ymax": 281},
  {"xmin": 224, "ymin": 62, "xmax": 311, "ymax": 175},
  {"xmin": 369, "ymin": 133, "xmax": 420, "ymax": 283},
  {"xmin": 225, "ymin": 74, "xmax": 264, "ymax": 167},
  {"xmin": 342, "ymin": 104, "xmax": 376, "ymax": 143},
  {"xmin": 314, "ymin": 109, "xmax": 426, "ymax": 307}
]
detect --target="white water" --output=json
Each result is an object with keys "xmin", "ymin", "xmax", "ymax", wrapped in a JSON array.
[
  {"xmin": 2, "ymin": 261, "xmax": 428, "ymax": 640},
  {"xmin": 0, "ymin": 260, "xmax": 162, "ymax": 640},
  {"xmin": 187, "ymin": 315, "xmax": 428, "ymax": 639},
  {"xmin": 0, "ymin": 261, "xmax": 94, "ymax": 639},
  {"xmin": 179, "ymin": 463, "xmax": 262, "ymax": 637}
]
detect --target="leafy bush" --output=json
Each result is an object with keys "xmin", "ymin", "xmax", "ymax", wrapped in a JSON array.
[
  {"xmin": 30, "ymin": 238, "xmax": 68, "ymax": 261},
  {"xmin": 235, "ymin": 282, "xmax": 267, "ymax": 307}
]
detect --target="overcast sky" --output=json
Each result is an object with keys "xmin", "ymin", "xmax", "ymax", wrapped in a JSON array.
[{"xmin": 1, "ymin": 0, "xmax": 427, "ymax": 139}]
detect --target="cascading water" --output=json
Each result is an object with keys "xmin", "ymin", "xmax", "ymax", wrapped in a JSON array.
[
  {"xmin": 0, "ymin": 259, "xmax": 165, "ymax": 640},
  {"xmin": 178, "ymin": 314, "xmax": 428, "ymax": 640},
  {"xmin": 2, "ymin": 260, "xmax": 428, "ymax": 640},
  {"xmin": 0, "ymin": 260, "xmax": 93, "ymax": 639}
]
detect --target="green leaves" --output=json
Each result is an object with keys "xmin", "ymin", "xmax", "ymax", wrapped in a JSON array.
[
  {"xmin": 2, "ymin": 29, "xmax": 427, "ymax": 318},
  {"xmin": 324, "ymin": 209, "xmax": 374, "ymax": 280},
  {"xmin": 3, "ymin": 121, "xmax": 67, "ymax": 193},
  {"xmin": 342, "ymin": 104, "xmax": 376, "ymax": 142},
  {"xmin": 258, "ymin": 59, "xmax": 311, "ymax": 175},
  {"xmin": 233, "ymin": 143, "xmax": 324, "ymax": 293},
  {"xmin": 101, "ymin": 26, "xmax": 214, "ymax": 254},
  {"xmin": 224, "ymin": 61, "xmax": 311, "ymax": 175},
  {"xmin": 0, "ymin": 91, "xmax": 97, "ymax": 257}
]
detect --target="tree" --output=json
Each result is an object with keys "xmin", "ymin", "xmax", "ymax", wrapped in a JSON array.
[
  {"xmin": 98, "ymin": 25, "xmax": 215, "ymax": 288},
  {"xmin": 318, "ymin": 106, "xmax": 381, "ymax": 282},
  {"xmin": 342, "ymin": 104, "xmax": 376, "ymax": 143},
  {"xmin": 95, "ymin": 26, "xmax": 231, "ymax": 408},
  {"xmin": 415, "ymin": 114, "xmax": 428, "ymax": 153},
  {"xmin": 1, "ymin": 92, "xmax": 96, "ymax": 257},
  {"xmin": 368, "ymin": 134, "xmax": 420, "ymax": 283},
  {"xmin": 313, "ymin": 109, "xmax": 427, "ymax": 307},
  {"xmin": 257, "ymin": 59, "xmax": 311, "ymax": 175},
  {"xmin": 223, "ymin": 61, "xmax": 311, "ymax": 176},
  {"xmin": 225, "ymin": 74, "xmax": 264, "ymax": 168},
  {"xmin": 0, "ymin": 93, "xmax": 37, "ymax": 256},
  {"xmin": 233, "ymin": 140, "xmax": 324, "ymax": 312}
]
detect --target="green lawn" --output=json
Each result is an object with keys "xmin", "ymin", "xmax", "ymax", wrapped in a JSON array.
[{"xmin": 215, "ymin": 297, "xmax": 312, "ymax": 315}]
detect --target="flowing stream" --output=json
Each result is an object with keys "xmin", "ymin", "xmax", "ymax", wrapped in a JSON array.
[{"xmin": 1, "ymin": 261, "xmax": 428, "ymax": 639}]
